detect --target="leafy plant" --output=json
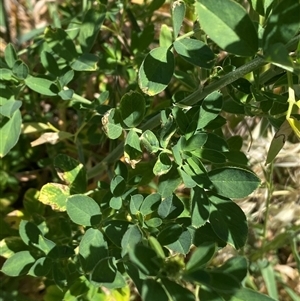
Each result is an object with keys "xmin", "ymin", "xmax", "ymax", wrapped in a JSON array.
[{"xmin": 0, "ymin": 0, "xmax": 299, "ymax": 300}]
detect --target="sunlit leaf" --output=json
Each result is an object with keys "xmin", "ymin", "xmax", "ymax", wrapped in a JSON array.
[{"xmin": 195, "ymin": 0, "xmax": 258, "ymax": 56}]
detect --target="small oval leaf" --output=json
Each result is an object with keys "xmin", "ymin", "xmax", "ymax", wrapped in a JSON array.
[
  {"xmin": 66, "ymin": 194, "xmax": 101, "ymax": 226},
  {"xmin": 119, "ymin": 91, "xmax": 146, "ymax": 128},
  {"xmin": 138, "ymin": 47, "xmax": 174, "ymax": 96}
]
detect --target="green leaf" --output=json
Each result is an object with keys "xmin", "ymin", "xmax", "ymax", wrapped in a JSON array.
[
  {"xmin": 25, "ymin": 76, "xmax": 58, "ymax": 96},
  {"xmin": 19, "ymin": 220, "xmax": 41, "ymax": 246},
  {"xmin": 209, "ymin": 194, "xmax": 248, "ymax": 249},
  {"xmin": 79, "ymin": 228, "xmax": 108, "ymax": 272},
  {"xmin": 222, "ymin": 287, "xmax": 278, "ymax": 301},
  {"xmin": 195, "ymin": 0, "xmax": 258, "ymax": 56},
  {"xmin": 59, "ymin": 70, "xmax": 74, "ymax": 87},
  {"xmin": 193, "ymin": 223, "xmax": 226, "ymax": 248},
  {"xmin": 36, "ymin": 235, "xmax": 56, "ymax": 255},
  {"xmin": 43, "ymin": 285, "xmax": 64, "ymax": 301},
  {"xmin": 165, "ymin": 227, "xmax": 192, "ymax": 254},
  {"xmin": 114, "ymin": 160, "xmax": 128, "ymax": 180},
  {"xmin": 124, "ymin": 129, "xmax": 142, "ymax": 168},
  {"xmin": 39, "ymin": 183, "xmax": 70, "ymax": 211},
  {"xmin": 12, "ymin": 60, "xmax": 29, "ymax": 79},
  {"xmin": 66, "ymin": 194, "xmax": 101, "ymax": 226},
  {"xmin": 110, "ymin": 175, "xmax": 126, "ymax": 197},
  {"xmin": 142, "ymin": 279, "xmax": 168, "ymax": 301},
  {"xmin": 0, "ymin": 237, "xmax": 27, "ymax": 259},
  {"xmin": 0, "ymin": 68, "xmax": 14, "ymax": 81},
  {"xmin": 138, "ymin": 46, "xmax": 175, "ymax": 96},
  {"xmin": 172, "ymin": 106, "xmax": 189, "ymax": 134},
  {"xmin": 63, "ymin": 277, "xmax": 90, "ymax": 301},
  {"xmin": 249, "ymin": 0, "xmax": 274, "ymax": 17},
  {"xmin": 0, "ymin": 109, "xmax": 22, "ymax": 158},
  {"xmin": 140, "ymin": 193, "xmax": 161, "ymax": 216},
  {"xmin": 227, "ymin": 136, "xmax": 243, "ymax": 151},
  {"xmin": 208, "ymin": 167, "xmax": 260, "ymax": 198},
  {"xmin": 153, "ymin": 152, "xmax": 172, "ymax": 176},
  {"xmin": 109, "ymin": 196, "xmax": 123, "ymax": 210},
  {"xmin": 157, "ymin": 194, "xmax": 184, "ymax": 219},
  {"xmin": 158, "ymin": 166, "xmax": 182, "ymax": 198},
  {"xmin": 131, "ymin": 24, "xmax": 155, "ymax": 53},
  {"xmin": 159, "ymin": 24, "xmax": 173, "ymax": 48},
  {"xmin": 102, "ymin": 108, "xmax": 123, "ymax": 140},
  {"xmin": 1, "ymin": 251, "xmax": 35, "ymax": 276},
  {"xmin": 266, "ymin": 120, "xmax": 292, "ymax": 164},
  {"xmin": 262, "ymin": 0, "xmax": 300, "ymax": 54},
  {"xmin": 129, "ymin": 244, "xmax": 161, "ymax": 276},
  {"xmin": 158, "ymin": 224, "xmax": 183, "ymax": 245},
  {"xmin": 183, "ymin": 133, "xmax": 207, "ymax": 152},
  {"xmin": 4, "ymin": 43, "xmax": 18, "ymax": 68},
  {"xmin": 54, "ymin": 154, "xmax": 87, "ymax": 194},
  {"xmin": 48, "ymin": 245, "xmax": 74, "ymax": 260},
  {"xmin": 259, "ymin": 261, "xmax": 278, "ymax": 300},
  {"xmin": 204, "ymin": 133, "xmax": 229, "ymax": 152},
  {"xmin": 145, "ymin": 217, "xmax": 162, "ymax": 229},
  {"xmin": 44, "ymin": 26, "xmax": 78, "ymax": 61},
  {"xmin": 71, "ymin": 53, "xmax": 99, "ymax": 71},
  {"xmin": 191, "ymin": 186, "xmax": 210, "ymax": 228},
  {"xmin": 130, "ymin": 194, "xmax": 143, "ymax": 215},
  {"xmin": 197, "ymin": 91, "xmax": 223, "ymax": 129},
  {"xmin": 28, "ymin": 257, "xmax": 52, "ymax": 277},
  {"xmin": 148, "ymin": 236, "xmax": 165, "ymax": 259},
  {"xmin": 121, "ymin": 225, "xmax": 143, "ymax": 256},
  {"xmin": 78, "ymin": 6, "xmax": 106, "ymax": 53},
  {"xmin": 52, "ymin": 262, "xmax": 67, "ymax": 289},
  {"xmin": 172, "ymin": 1, "xmax": 186, "ymax": 38},
  {"xmin": 186, "ymin": 242, "xmax": 217, "ymax": 272},
  {"xmin": 178, "ymin": 165, "xmax": 197, "ymax": 188},
  {"xmin": 198, "ymin": 287, "xmax": 224, "ymax": 301},
  {"xmin": 160, "ymin": 116, "xmax": 177, "ymax": 149},
  {"xmin": 140, "ymin": 130, "xmax": 160, "ymax": 153},
  {"xmin": 58, "ymin": 89, "xmax": 74, "ymax": 100},
  {"xmin": 197, "ymin": 148, "xmax": 227, "ymax": 164},
  {"xmin": 173, "ymin": 38, "xmax": 215, "ymax": 69},
  {"xmin": 41, "ymin": 51, "xmax": 60, "ymax": 76},
  {"xmin": 216, "ymin": 256, "xmax": 248, "ymax": 283},
  {"xmin": 119, "ymin": 91, "xmax": 146, "ymax": 128},
  {"xmin": 184, "ymin": 269, "xmax": 241, "ymax": 293},
  {"xmin": 265, "ymin": 43, "xmax": 296, "ymax": 73},
  {"xmin": 103, "ymin": 220, "xmax": 131, "ymax": 247},
  {"xmin": 161, "ymin": 278, "xmax": 195, "ymax": 301},
  {"xmin": 0, "ymin": 100, "xmax": 22, "ymax": 118}
]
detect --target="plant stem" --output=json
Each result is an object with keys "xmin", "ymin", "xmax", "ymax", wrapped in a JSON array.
[
  {"xmin": 262, "ymin": 161, "xmax": 274, "ymax": 247},
  {"xmin": 87, "ymin": 37, "xmax": 300, "ymax": 179},
  {"xmin": 179, "ymin": 56, "xmax": 267, "ymax": 106},
  {"xmin": 87, "ymin": 57, "xmax": 266, "ymax": 179}
]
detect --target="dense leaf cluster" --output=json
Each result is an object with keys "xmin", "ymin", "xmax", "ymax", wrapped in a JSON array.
[{"xmin": 0, "ymin": 0, "xmax": 299, "ymax": 300}]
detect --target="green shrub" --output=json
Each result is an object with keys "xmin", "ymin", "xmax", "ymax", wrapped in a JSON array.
[{"xmin": 1, "ymin": 0, "xmax": 299, "ymax": 300}]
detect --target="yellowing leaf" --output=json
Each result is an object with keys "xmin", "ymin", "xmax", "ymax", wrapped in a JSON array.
[{"xmin": 287, "ymin": 117, "xmax": 300, "ymax": 139}]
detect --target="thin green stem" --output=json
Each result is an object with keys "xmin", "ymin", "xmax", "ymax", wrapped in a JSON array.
[
  {"xmin": 175, "ymin": 30, "xmax": 196, "ymax": 41},
  {"xmin": 179, "ymin": 56, "xmax": 267, "ymax": 106},
  {"xmin": 262, "ymin": 162, "xmax": 274, "ymax": 248}
]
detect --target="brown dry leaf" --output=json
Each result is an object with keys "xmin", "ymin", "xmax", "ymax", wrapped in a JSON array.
[{"xmin": 30, "ymin": 131, "xmax": 73, "ymax": 146}]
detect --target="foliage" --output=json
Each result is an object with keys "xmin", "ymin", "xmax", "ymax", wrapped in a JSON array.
[{"xmin": 0, "ymin": 0, "xmax": 299, "ymax": 300}]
